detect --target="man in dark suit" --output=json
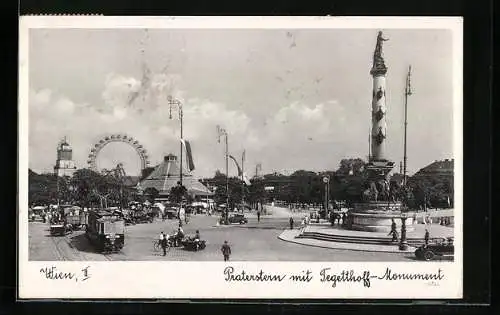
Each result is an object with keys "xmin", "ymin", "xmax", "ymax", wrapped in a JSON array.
[{"xmin": 221, "ymin": 241, "xmax": 231, "ymax": 261}]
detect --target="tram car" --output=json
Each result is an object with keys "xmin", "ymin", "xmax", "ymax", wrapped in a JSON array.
[{"xmin": 86, "ymin": 209, "xmax": 125, "ymax": 253}]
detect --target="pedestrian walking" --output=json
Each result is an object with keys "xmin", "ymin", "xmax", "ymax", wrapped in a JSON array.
[
  {"xmin": 257, "ymin": 210, "xmax": 261, "ymax": 223},
  {"xmin": 289, "ymin": 217, "xmax": 294, "ymax": 230},
  {"xmin": 388, "ymin": 218, "xmax": 398, "ymax": 242},
  {"xmin": 221, "ymin": 240, "xmax": 231, "ymax": 261},
  {"xmin": 160, "ymin": 232, "xmax": 167, "ymax": 256},
  {"xmin": 424, "ymin": 229, "xmax": 430, "ymax": 246}
]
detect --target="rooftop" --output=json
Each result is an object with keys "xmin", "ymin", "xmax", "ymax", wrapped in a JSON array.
[
  {"xmin": 414, "ymin": 159, "xmax": 454, "ymax": 176},
  {"xmin": 138, "ymin": 154, "xmax": 213, "ymax": 196}
]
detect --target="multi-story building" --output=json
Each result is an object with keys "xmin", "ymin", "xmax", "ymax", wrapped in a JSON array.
[{"xmin": 413, "ymin": 159, "xmax": 454, "ymax": 179}]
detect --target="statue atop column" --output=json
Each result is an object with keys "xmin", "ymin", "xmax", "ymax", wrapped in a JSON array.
[
  {"xmin": 374, "ymin": 31, "xmax": 388, "ymax": 58},
  {"xmin": 371, "ymin": 31, "xmax": 389, "ymax": 76}
]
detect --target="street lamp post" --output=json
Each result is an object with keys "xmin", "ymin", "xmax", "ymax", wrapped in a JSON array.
[
  {"xmin": 168, "ymin": 96, "xmax": 184, "ymax": 187},
  {"xmin": 399, "ymin": 213, "xmax": 408, "ymax": 250},
  {"xmin": 55, "ymin": 172, "xmax": 60, "ymax": 206},
  {"xmin": 217, "ymin": 126, "xmax": 229, "ymax": 224},
  {"xmin": 403, "ymin": 65, "xmax": 412, "ymax": 186},
  {"xmin": 323, "ymin": 175, "xmax": 330, "ymax": 220}
]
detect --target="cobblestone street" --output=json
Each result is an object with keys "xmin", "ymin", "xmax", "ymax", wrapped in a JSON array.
[{"xmin": 29, "ymin": 213, "xmax": 418, "ymax": 261}]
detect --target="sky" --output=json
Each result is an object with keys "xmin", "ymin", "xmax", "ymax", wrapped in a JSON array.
[{"xmin": 28, "ymin": 28, "xmax": 454, "ymax": 178}]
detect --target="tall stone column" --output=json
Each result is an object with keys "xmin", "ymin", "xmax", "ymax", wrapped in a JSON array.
[
  {"xmin": 365, "ymin": 31, "xmax": 394, "ymax": 192},
  {"xmin": 370, "ymin": 31, "xmax": 389, "ymax": 162}
]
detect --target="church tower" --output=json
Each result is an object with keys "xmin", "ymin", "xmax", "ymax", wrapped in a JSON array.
[{"xmin": 54, "ymin": 137, "xmax": 77, "ymax": 177}]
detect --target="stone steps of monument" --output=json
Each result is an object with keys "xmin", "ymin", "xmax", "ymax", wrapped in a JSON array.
[
  {"xmin": 296, "ymin": 232, "xmax": 439, "ymax": 247},
  {"xmin": 301, "ymin": 230, "xmax": 423, "ymax": 242}
]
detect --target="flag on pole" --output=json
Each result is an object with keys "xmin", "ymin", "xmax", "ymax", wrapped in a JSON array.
[
  {"xmin": 229, "ymin": 155, "xmax": 251, "ymax": 186},
  {"xmin": 242, "ymin": 172, "xmax": 251, "ymax": 186},
  {"xmin": 180, "ymin": 139, "xmax": 195, "ymax": 171},
  {"xmin": 228, "ymin": 155, "xmax": 242, "ymax": 176}
]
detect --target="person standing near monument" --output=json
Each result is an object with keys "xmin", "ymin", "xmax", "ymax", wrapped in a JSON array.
[
  {"xmin": 388, "ymin": 218, "xmax": 398, "ymax": 242},
  {"xmin": 257, "ymin": 210, "xmax": 261, "ymax": 222},
  {"xmin": 424, "ymin": 229, "xmax": 430, "ymax": 246},
  {"xmin": 289, "ymin": 217, "xmax": 294, "ymax": 230}
]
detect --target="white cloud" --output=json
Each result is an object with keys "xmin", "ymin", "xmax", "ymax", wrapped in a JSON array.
[{"xmin": 28, "ymin": 69, "xmax": 350, "ymax": 178}]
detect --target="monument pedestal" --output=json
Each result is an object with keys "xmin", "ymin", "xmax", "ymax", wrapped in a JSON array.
[{"xmin": 349, "ymin": 202, "xmax": 414, "ymax": 233}]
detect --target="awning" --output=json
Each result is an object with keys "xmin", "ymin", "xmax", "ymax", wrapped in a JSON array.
[{"xmin": 188, "ymin": 187, "xmax": 214, "ymax": 196}]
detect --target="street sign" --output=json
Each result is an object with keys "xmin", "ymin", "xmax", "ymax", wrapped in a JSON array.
[{"xmin": 323, "ymin": 176, "xmax": 329, "ymax": 183}]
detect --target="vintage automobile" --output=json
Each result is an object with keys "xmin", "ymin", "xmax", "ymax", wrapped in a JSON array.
[
  {"xmin": 128, "ymin": 210, "xmax": 155, "ymax": 224},
  {"xmin": 181, "ymin": 237, "xmax": 207, "ymax": 251},
  {"xmin": 220, "ymin": 212, "xmax": 248, "ymax": 225},
  {"xmin": 50, "ymin": 221, "xmax": 73, "ymax": 236},
  {"xmin": 415, "ymin": 237, "xmax": 454, "ymax": 261},
  {"xmin": 235, "ymin": 203, "xmax": 252, "ymax": 212}
]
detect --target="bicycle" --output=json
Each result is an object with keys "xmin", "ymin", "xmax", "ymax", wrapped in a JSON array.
[
  {"xmin": 152, "ymin": 239, "xmax": 162, "ymax": 252},
  {"xmin": 153, "ymin": 239, "xmax": 171, "ymax": 253}
]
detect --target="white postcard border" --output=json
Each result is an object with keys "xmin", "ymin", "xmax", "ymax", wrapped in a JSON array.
[{"xmin": 18, "ymin": 16, "xmax": 463, "ymax": 299}]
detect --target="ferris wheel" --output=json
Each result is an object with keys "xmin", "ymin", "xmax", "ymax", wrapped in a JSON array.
[{"xmin": 87, "ymin": 134, "xmax": 151, "ymax": 173}]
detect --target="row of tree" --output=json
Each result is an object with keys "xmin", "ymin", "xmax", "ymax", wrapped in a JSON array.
[
  {"xmin": 29, "ymin": 157, "xmax": 454, "ymax": 211},
  {"xmin": 29, "ymin": 167, "xmax": 194, "ymax": 209},
  {"xmin": 205, "ymin": 158, "xmax": 454, "ymax": 210},
  {"xmin": 29, "ymin": 168, "xmax": 140, "ymax": 208}
]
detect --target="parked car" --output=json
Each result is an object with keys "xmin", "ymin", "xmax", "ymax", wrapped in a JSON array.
[
  {"xmin": 220, "ymin": 213, "xmax": 248, "ymax": 224},
  {"xmin": 415, "ymin": 237, "xmax": 454, "ymax": 261}
]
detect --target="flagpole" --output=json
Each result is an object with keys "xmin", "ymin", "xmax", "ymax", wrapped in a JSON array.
[
  {"xmin": 217, "ymin": 125, "xmax": 230, "ymax": 222},
  {"xmin": 180, "ymin": 104, "xmax": 183, "ymax": 187},
  {"xmin": 403, "ymin": 65, "xmax": 412, "ymax": 186},
  {"xmin": 368, "ymin": 127, "xmax": 371, "ymax": 162}
]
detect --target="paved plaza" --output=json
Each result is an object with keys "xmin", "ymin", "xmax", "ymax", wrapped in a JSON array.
[{"xmin": 29, "ymin": 214, "xmax": 432, "ymax": 262}]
